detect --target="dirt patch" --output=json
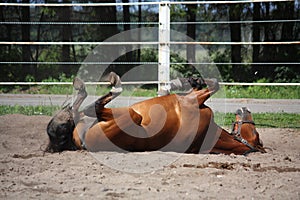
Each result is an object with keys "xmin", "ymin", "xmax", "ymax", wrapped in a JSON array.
[{"xmin": 0, "ymin": 114, "xmax": 299, "ymax": 199}]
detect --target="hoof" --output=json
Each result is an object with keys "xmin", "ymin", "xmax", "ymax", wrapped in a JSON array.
[
  {"xmin": 205, "ymin": 78, "xmax": 219, "ymax": 92},
  {"xmin": 188, "ymin": 77, "xmax": 207, "ymax": 90},
  {"xmin": 73, "ymin": 77, "xmax": 85, "ymax": 91},
  {"xmin": 107, "ymin": 72, "xmax": 122, "ymax": 88},
  {"xmin": 110, "ymin": 87, "xmax": 123, "ymax": 94}
]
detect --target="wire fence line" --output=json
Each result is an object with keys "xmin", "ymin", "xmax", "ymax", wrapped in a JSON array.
[
  {"xmin": 0, "ymin": 21, "xmax": 159, "ymax": 25},
  {"xmin": 0, "ymin": 0, "xmax": 294, "ymax": 7},
  {"xmin": 1, "ymin": 19, "xmax": 299, "ymax": 25},
  {"xmin": 0, "ymin": 41, "xmax": 299, "ymax": 45},
  {"xmin": 0, "ymin": 62, "xmax": 298, "ymax": 65},
  {"xmin": 0, "ymin": 1, "xmax": 298, "ymax": 87},
  {"xmin": 1, "ymin": 81, "xmax": 299, "ymax": 86}
]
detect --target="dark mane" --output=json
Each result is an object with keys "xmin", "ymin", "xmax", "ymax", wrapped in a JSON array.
[{"xmin": 46, "ymin": 107, "xmax": 78, "ymax": 152}]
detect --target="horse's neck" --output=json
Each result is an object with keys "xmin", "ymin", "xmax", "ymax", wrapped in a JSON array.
[
  {"xmin": 73, "ymin": 116, "xmax": 97, "ymax": 149},
  {"xmin": 211, "ymin": 124, "xmax": 255, "ymax": 155},
  {"xmin": 219, "ymin": 125, "xmax": 243, "ymax": 144},
  {"xmin": 198, "ymin": 122, "xmax": 226, "ymax": 153}
]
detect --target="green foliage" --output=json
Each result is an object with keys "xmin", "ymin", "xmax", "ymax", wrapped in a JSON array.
[
  {"xmin": 141, "ymin": 48, "xmax": 200, "ymax": 78},
  {"xmin": 0, "ymin": 105, "xmax": 60, "ymax": 116},
  {"xmin": 214, "ymin": 112, "xmax": 300, "ymax": 129},
  {"xmin": 210, "ymin": 49, "xmax": 232, "ymax": 82},
  {"xmin": 41, "ymin": 7, "xmax": 56, "ymax": 17},
  {"xmin": 222, "ymin": 85, "xmax": 300, "ymax": 99},
  {"xmin": 25, "ymin": 75, "xmax": 35, "ymax": 82},
  {"xmin": 274, "ymin": 67, "xmax": 300, "ymax": 83},
  {"xmin": 0, "ymin": 105, "xmax": 298, "ymax": 128}
]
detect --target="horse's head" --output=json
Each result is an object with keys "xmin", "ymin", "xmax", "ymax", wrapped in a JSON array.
[
  {"xmin": 46, "ymin": 106, "xmax": 77, "ymax": 152},
  {"xmin": 45, "ymin": 72, "xmax": 122, "ymax": 152},
  {"xmin": 231, "ymin": 107, "xmax": 266, "ymax": 154},
  {"xmin": 46, "ymin": 77, "xmax": 88, "ymax": 152}
]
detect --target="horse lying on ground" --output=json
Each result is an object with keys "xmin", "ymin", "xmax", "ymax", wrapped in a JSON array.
[{"xmin": 46, "ymin": 72, "xmax": 266, "ymax": 155}]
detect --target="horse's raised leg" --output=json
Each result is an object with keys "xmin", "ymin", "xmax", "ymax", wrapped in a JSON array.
[
  {"xmin": 82, "ymin": 72, "xmax": 123, "ymax": 119},
  {"xmin": 185, "ymin": 78, "xmax": 219, "ymax": 106},
  {"xmin": 188, "ymin": 76, "xmax": 207, "ymax": 91},
  {"xmin": 72, "ymin": 77, "xmax": 88, "ymax": 123},
  {"xmin": 158, "ymin": 76, "xmax": 208, "ymax": 96}
]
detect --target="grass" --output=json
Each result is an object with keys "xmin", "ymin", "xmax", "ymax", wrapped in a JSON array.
[
  {"xmin": 1, "ymin": 85, "xmax": 299, "ymax": 99},
  {"xmin": 214, "ymin": 112, "xmax": 300, "ymax": 129},
  {"xmin": 0, "ymin": 105, "xmax": 299, "ymax": 129},
  {"xmin": 0, "ymin": 105, "xmax": 60, "ymax": 116},
  {"xmin": 219, "ymin": 85, "xmax": 300, "ymax": 99},
  {"xmin": 0, "ymin": 85, "xmax": 158, "ymax": 97}
]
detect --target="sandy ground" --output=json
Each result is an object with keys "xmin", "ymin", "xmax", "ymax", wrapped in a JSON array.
[{"xmin": 0, "ymin": 114, "xmax": 299, "ymax": 199}]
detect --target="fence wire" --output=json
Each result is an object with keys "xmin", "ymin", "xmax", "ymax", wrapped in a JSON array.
[{"xmin": 0, "ymin": 0, "xmax": 298, "ymax": 87}]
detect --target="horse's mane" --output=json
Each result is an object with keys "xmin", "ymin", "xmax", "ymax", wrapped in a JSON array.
[{"xmin": 46, "ymin": 108, "xmax": 78, "ymax": 152}]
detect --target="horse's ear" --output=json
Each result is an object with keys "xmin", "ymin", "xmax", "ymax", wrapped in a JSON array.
[
  {"xmin": 235, "ymin": 107, "xmax": 253, "ymax": 121},
  {"xmin": 235, "ymin": 108, "xmax": 243, "ymax": 121}
]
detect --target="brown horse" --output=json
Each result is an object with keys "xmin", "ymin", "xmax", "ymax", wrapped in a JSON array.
[{"xmin": 46, "ymin": 72, "xmax": 265, "ymax": 155}]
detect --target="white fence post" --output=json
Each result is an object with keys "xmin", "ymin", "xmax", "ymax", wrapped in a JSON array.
[{"xmin": 158, "ymin": 1, "xmax": 170, "ymax": 94}]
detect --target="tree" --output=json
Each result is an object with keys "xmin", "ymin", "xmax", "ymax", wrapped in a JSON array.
[
  {"xmin": 94, "ymin": 0, "xmax": 118, "ymax": 41},
  {"xmin": 252, "ymin": 2, "xmax": 261, "ymax": 81},
  {"xmin": 229, "ymin": 4, "xmax": 243, "ymax": 81},
  {"xmin": 186, "ymin": 3, "xmax": 197, "ymax": 65},
  {"xmin": 57, "ymin": 1, "xmax": 73, "ymax": 77},
  {"xmin": 122, "ymin": 0, "xmax": 133, "ymax": 65},
  {"xmin": 275, "ymin": 1, "xmax": 299, "ymax": 82},
  {"xmin": 21, "ymin": 0, "xmax": 32, "ymax": 80}
]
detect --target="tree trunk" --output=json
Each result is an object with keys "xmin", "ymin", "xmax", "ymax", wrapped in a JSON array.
[
  {"xmin": 21, "ymin": 0, "xmax": 32, "ymax": 81},
  {"xmin": 95, "ymin": 0, "xmax": 118, "ymax": 41},
  {"xmin": 94, "ymin": 1, "xmax": 119, "ymax": 76},
  {"xmin": 137, "ymin": 0, "xmax": 142, "ymax": 62},
  {"xmin": 261, "ymin": 2, "xmax": 274, "ymax": 80},
  {"xmin": 186, "ymin": 3, "xmax": 197, "ymax": 75},
  {"xmin": 252, "ymin": 2, "xmax": 261, "ymax": 81},
  {"xmin": 122, "ymin": 0, "xmax": 133, "ymax": 66},
  {"xmin": 277, "ymin": 2, "xmax": 299, "ymax": 81},
  {"xmin": 122, "ymin": 0, "xmax": 130, "ymax": 32},
  {"xmin": 229, "ymin": 4, "xmax": 242, "ymax": 81},
  {"xmin": 59, "ymin": 2, "xmax": 72, "ymax": 76},
  {"xmin": 280, "ymin": 2, "xmax": 295, "ymax": 61}
]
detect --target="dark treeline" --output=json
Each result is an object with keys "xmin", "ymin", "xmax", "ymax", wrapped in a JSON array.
[{"xmin": 0, "ymin": 0, "xmax": 299, "ymax": 83}]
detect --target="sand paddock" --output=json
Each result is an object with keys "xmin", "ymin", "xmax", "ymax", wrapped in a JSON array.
[{"xmin": 0, "ymin": 114, "xmax": 299, "ymax": 199}]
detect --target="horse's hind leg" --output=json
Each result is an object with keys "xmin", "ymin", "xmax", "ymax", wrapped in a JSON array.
[
  {"xmin": 158, "ymin": 76, "xmax": 208, "ymax": 96},
  {"xmin": 72, "ymin": 77, "xmax": 88, "ymax": 122},
  {"xmin": 106, "ymin": 71, "xmax": 122, "ymax": 92},
  {"xmin": 188, "ymin": 76, "xmax": 207, "ymax": 91},
  {"xmin": 82, "ymin": 72, "xmax": 123, "ymax": 119},
  {"xmin": 186, "ymin": 78, "xmax": 219, "ymax": 106},
  {"xmin": 72, "ymin": 77, "xmax": 88, "ymax": 110}
]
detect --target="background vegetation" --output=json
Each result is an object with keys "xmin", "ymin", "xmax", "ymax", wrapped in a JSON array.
[
  {"xmin": 0, "ymin": 0, "xmax": 299, "ymax": 91},
  {"xmin": 0, "ymin": 105, "xmax": 298, "ymax": 128}
]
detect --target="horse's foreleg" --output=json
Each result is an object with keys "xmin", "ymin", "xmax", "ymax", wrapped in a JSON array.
[
  {"xmin": 83, "ymin": 72, "xmax": 123, "ymax": 119},
  {"xmin": 72, "ymin": 77, "xmax": 87, "ymax": 110},
  {"xmin": 72, "ymin": 77, "xmax": 88, "ymax": 122}
]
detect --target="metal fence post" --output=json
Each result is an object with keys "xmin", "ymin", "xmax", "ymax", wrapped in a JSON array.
[{"xmin": 158, "ymin": 1, "xmax": 170, "ymax": 94}]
